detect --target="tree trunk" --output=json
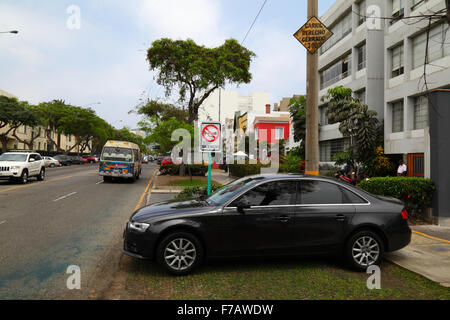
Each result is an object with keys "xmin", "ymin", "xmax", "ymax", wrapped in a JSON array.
[{"xmin": 0, "ymin": 136, "xmax": 8, "ymax": 153}]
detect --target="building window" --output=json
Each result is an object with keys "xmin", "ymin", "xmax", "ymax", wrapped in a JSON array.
[
  {"xmin": 357, "ymin": 43, "xmax": 366, "ymax": 70},
  {"xmin": 413, "ymin": 23, "xmax": 450, "ymax": 69},
  {"xmin": 355, "ymin": 89, "xmax": 366, "ymax": 105},
  {"xmin": 358, "ymin": 0, "xmax": 366, "ymax": 25},
  {"xmin": 413, "ymin": 95, "xmax": 429, "ymax": 129},
  {"xmin": 319, "ymin": 105, "xmax": 329, "ymax": 125},
  {"xmin": 391, "ymin": 44, "xmax": 404, "ymax": 78},
  {"xmin": 320, "ymin": 138, "xmax": 348, "ymax": 162},
  {"xmin": 391, "ymin": 0, "xmax": 405, "ymax": 25},
  {"xmin": 275, "ymin": 127, "xmax": 285, "ymax": 140},
  {"xmin": 320, "ymin": 11, "xmax": 352, "ymax": 54},
  {"xmin": 319, "ymin": 53, "xmax": 352, "ymax": 89},
  {"xmin": 392, "ymin": 101, "xmax": 404, "ymax": 133}
]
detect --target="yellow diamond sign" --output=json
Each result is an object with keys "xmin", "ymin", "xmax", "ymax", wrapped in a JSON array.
[{"xmin": 293, "ymin": 16, "xmax": 333, "ymax": 54}]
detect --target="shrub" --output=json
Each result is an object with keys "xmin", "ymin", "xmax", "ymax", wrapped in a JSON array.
[
  {"xmin": 228, "ymin": 161, "xmax": 267, "ymax": 177},
  {"xmin": 159, "ymin": 164, "xmax": 208, "ymax": 176},
  {"xmin": 279, "ymin": 154, "xmax": 305, "ymax": 174},
  {"xmin": 176, "ymin": 185, "xmax": 222, "ymax": 200},
  {"xmin": 359, "ymin": 177, "xmax": 435, "ymax": 210}
]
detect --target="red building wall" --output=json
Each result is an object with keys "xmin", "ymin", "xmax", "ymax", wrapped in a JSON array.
[{"xmin": 254, "ymin": 122, "xmax": 290, "ymax": 143}]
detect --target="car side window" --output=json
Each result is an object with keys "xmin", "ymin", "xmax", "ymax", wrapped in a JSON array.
[
  {"xmin": 341, "ymin": 187, "xmax": 367, "ymax": 204},
  {"xmin": 35, "ymin": 154, "xmax": 42, "ymax": 161},
  {"xmin": 28, "ymin": 154, "xmax": 36, "ymax": 162},
  {"xmin": 297, "ymin": 180, "xmax": 345, "ymax": 205},
  {"xmin": 230, "ymin": 181, "xmax": 297, "ymax": 207}
]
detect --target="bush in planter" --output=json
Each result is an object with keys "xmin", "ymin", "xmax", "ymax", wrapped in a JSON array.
[
  {"xmin": 228, "ymin": 161, "xmax": 267, "ymax": 177},
  {"xmin": 159, "ymin": 164, "xmax": 208, "ymax": 176},
  {"xmin": 176, "ymin": 185, "xmax": 222, "ymax": 200},
  {"xmin": 359, "ymin": 177, "xmax": 435, "ymax": 211},
  {"xmin": 279, "ymin": 154, "xmax": 305, "ymax": 174}
]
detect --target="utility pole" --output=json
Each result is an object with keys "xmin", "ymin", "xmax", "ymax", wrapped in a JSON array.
[
  {"xmin": 218, "ymin": 88, "xmax": 221, "ymax": 122},
  {"xmin": 305, "ymin": 0, "xmax": 319, "ymax": 175}
]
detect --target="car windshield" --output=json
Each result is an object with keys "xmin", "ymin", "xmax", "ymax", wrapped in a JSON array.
[
  {"xmin": 0, "ymin": 154, "xmax": 27, "ymax": 162},
  {"xmin": 206, "ymin": 176, "xmax": 265, "ymax": 206},
  {"xmin": 101, "ymin": 147, "xmax": 133, "ymax": 162}
]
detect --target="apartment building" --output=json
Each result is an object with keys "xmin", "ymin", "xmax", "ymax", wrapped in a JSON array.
[
  {"xmin": 318, "ymin": 0, "xmax": 386, "ymax": 164},
  {"xmin": 383, "ymin": 0, "xmax": 450, "ymax": 178},
  {"xmin": 1, "ymin": 90, "xmax": 88, "ymax": 154}
]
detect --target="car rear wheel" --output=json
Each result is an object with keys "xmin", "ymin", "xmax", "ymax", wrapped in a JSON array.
[
  {"xmin": 50, "ymin": 163, "xmax": 55, "ymax": 168},
  {"xmin": 346, "ymin": 230, "xmax": 384, "ymax": 271},
  {"xmin": 156, "ymin": 232, "xmax": 203, "ymax": 276},
  {"xmin": 37, "ymin": 168, "xmax": 45, "ymax": 181}
]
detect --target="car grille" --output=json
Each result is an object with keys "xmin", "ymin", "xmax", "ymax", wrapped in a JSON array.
[{"xmin": 0, "ymin": 166, "xmax": 10, "ymax": 172}]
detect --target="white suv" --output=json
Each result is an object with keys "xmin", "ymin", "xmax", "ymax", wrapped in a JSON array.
[{"xmin": 0, "ymin": 152, "xmax": 46, "ymax": 184}]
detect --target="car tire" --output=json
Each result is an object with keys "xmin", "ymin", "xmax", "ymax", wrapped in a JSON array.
[
  {"xmin": 20, "ymin": 170, "xmax": 29, "ymax": 184},
  {"xmin": 345, "ymin": 230, "xmax": 384, "ymax": 271},
  {"xmin": 156, "ymin": 232, "xmax": 203, "ymax": 276},
  {"xmin": 50, "ymin": 164, "xmax": 55, "ymax": 168},
  {"xmin": 37, "ymin": 168, "xmax": 45, "ymax": 181}
]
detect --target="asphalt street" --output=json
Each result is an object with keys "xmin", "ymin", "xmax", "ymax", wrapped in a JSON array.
[{"xmin": 0, "ymin": 162, "xmax": 157, "ymax": 299}]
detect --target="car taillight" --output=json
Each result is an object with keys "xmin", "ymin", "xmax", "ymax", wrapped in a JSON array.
[{"xmin": 401, "ymin": 209, "xmax": 408, "ymax": 220}]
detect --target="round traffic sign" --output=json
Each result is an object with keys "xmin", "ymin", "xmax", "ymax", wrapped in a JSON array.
[{"xmin": 202, "ymin": 124, "xmax": 220, "ymax": 143}]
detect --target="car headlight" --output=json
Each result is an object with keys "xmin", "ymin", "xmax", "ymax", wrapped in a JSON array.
[
  {"xmin": 128, "ymin": 221, "xmax": 150, "ymax": 233},
  {"xmin": 10, "ymin": 166, "xmax": 21, "ymax": 170}
]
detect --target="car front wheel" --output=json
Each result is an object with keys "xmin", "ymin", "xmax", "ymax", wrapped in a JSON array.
[
  {"xmin": 156, "ymin": 232, "xmax": 203, "ymax": 276},
  {"xmin": 346, "ymin": 230, "xmax": 384, "ymax": 271},
  {"xmin": 20, "ymin": 170, "xmax": 28, "ymax": 184},
  {"xmin": 37, "ymin": 168, "xmax": 45, "ymax": 181}
]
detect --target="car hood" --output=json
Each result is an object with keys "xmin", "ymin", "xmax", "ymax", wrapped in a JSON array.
[
  {"xmin": 0, "ymin": 161, "xmax": 25, "ymax": 167},
  {"xmin": 131, "ymin": 199, "xmax": 214, "ymax": 222}
]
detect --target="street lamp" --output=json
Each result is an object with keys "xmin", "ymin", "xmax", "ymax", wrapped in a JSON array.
[{"xmin": 0, "ymin": 30, "xmax": 19, "ymax": 34}]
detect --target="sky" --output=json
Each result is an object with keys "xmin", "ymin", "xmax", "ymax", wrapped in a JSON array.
[{"xmin": 0, "ymin": 0, "xmax": 335, "ymax": 129}]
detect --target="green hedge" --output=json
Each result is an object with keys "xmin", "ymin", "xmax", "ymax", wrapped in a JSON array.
[
  {"xmin": 228, "ymin": 162, "xmax": 268, "ymax": 177},
  {"xmin": 159, "ymin": 164, "xmax": 208, "ymax": 176},
  {"xmin": 176, "ymin": 185, "xmax": 223, "ymax": 200},
  {"xmin": 359, "ymin": 177, "xmax": 435, "ymax": 209}
]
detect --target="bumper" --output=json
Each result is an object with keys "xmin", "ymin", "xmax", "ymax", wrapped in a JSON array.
[
  {"xmin": 387, "ymin": 226, "xmax": 412, "ymax": 252},
  {"xmin": 123, "ymin": 223, "xmax": 158, "ymax": 260},
  {"xmin": 0, "ymin": 171, "xmax": 20, "ymax": 179},
  {"xmin": 100, "ymin": 171, "xmax": 134, "ymax": 178}
]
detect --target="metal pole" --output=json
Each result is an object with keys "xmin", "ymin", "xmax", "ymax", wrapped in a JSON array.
[
  {"xmin": 208, "ymin": 152, "xmax": 212, "ymax": 195},
  {"xmin": 305, "ymin": 0, "xmax": 319, "ymax": 176}
]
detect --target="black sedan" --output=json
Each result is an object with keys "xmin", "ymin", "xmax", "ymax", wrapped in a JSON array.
[
  {"xmin": 123, "ymin": 174, "xmax": 411, "ymax": 275},
  {"xmin": 53, "ymin": 155, "xmax": 72, "ymax": 166}
]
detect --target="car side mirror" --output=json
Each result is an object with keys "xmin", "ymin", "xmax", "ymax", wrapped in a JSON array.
[{"xmin": 29, "ymin": 158, "xmax": 35, "ymax": 163}]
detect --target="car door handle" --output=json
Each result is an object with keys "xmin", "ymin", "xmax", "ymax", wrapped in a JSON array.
[
  {"xmin": 275, "ymin": 215, "xmax": 291, "ymax": 223},
  {"xmin": 335, "ymin": 214, "xmax": 347, "ymax": 222}
]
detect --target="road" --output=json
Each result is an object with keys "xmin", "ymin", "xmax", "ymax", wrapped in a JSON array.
[{"xmin": 0, "ymin": 162, "xmax": 157, "ymax": 299}]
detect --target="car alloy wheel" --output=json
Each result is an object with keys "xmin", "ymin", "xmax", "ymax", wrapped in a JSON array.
[
  {"xmin": 157, "ymin": 232, "xmax": 203, "ymax": 275},
  {"xmin": 352, "ymin": 235, "xmax": 380, "ymax": 267},
  {"xmin": 21, "ymin": 171, "xmax": 28, "ymax": 184},
  {"xmin": 37, "ymin": 169, "xmax": 45, "ymax": 181},
  {"xmin": 164, "ymin": 238, "xmax": 197, "ymax": 272}
]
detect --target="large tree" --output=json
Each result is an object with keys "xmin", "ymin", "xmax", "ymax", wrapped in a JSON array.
[
  {"xmin": 289, "ymin": 95, "xmax": 307, "ymax": 157},
  {"xmin": 0, "ymin": 96, "xmax": 38, "ymax": 152},
  {"xmin": 146, "ymin": 38, "xmax": 255, "ymax": 123}
]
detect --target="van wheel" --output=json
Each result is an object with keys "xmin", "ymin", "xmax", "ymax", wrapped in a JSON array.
[{"xmin": 37, "ymin": 168, "xmax": 45, "ymax": 181}]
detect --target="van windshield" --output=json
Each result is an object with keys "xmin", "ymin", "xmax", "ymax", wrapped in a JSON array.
[{"xmin": 101, "ymin": 147, "xmax": 133, "ymax": 162}]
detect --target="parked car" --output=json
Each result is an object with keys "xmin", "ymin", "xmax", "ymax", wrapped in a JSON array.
[
  {"xmin": 160, "ymin": 157, "xmax": 173, "ymax": 166},
  {"xmin": 156, "ymin": 155, "xmax": 165, "ymax": 165},
  {"xmin": 123, "ymin": 174, "xmax": 411, "ymax": 275},
  {"xmin": 43, "ymin": 156, "xmax": 60, "ymax": 168},
  {"xmin": 53, "ymin": 155, "xmax": 72, "ymax": 166},
  {"xmin": 142, "ymin": 156, "xmax": 149, "ymax": 164},
  {"xmin": 83, "ymin": 155, "xmax": 98, "ymax": 163},
  {"xmin": 69, "ymin": 155, "xmax": 84, "ymax": 165},
  {"xmin": 0, "ymin": 152, "xmax": 46, "ymax": 184}
]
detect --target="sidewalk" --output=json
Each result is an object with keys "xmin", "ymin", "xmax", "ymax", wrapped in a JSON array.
[
  {"xmin": 211, "ymin": 170, "xmax": 236, "ymax": 185},
  {"xmin": 385, "ymin": 225, "xmax": 450, "ymax": 287}
]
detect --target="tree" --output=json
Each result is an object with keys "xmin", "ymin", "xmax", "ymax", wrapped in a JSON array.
[
  {"xmin": 112, "ymin": 127, "xmax": 148, "ymax": 154},
  {"xmin": 144, "ymin": 118, "xmax": 194, "ymax": 154},
  {"xmin": 12, "ymin": 104, "xmax": 43, "ymax": 150},
  {"xmin": 146, "ymin": 38, "xmax": 255, "ymax": 123},
  {"xmin": 323, "ymin": 86, "xmax": 379, "ymax": 162},
  {"xmin": 288, "ymin": 95, "xmax": 307, "ymax": 158},
  {"xmin": 0, "ymin": 96, "xmax": 38, "ymax": 152},
  {"xmin": 34, "ymin": 100, "xmax": 72, "ymax": 152}
]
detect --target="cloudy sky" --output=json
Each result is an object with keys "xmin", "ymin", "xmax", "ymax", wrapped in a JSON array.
[{"xmin": 0, "ymin": 0, "xmax": 334, "ymax": 129}]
